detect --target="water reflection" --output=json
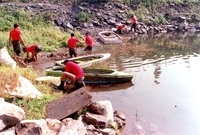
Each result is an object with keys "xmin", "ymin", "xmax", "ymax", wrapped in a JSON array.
[{"xmin": 89, "ymin": 32, "xmax": 200, "ymax": 135}]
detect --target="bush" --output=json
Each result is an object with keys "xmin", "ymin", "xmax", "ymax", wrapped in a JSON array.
[
  {"xmin": 154, "ymin": 14, "xmax": 166, "ymax": 24},
  {"xmin": 77, "ymin": 11, "xmax": 89, "ymax": 23}
]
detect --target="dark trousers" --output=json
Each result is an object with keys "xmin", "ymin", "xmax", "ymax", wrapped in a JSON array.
[
  {"xmin": 12, "ymin": 40, "xmax": 21, "ymax": 56},
  {"xmin": 69, "ymin": 48, "xmax": 77, "ymax": 58},
  {"xmin": 131, "ymin": 23, "xmax": 137, "ymax": 32}
]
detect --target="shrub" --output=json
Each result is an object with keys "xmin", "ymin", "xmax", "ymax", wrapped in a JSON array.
[{"xmin": 77, "ymin": 11, "xmax": 89, "ymax": 23}]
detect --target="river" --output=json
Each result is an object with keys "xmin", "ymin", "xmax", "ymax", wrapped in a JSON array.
[{"xmin": 86, "ymin": 32, "xmax": 200, "ymax": 135}]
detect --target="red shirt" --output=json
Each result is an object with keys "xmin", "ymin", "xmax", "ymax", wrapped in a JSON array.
[
  {"xmin": 65, "ymin": 61, "xmax": 84, "ymax": 79},
  {"xmin": 68, "ymin": 37, "xmax": 80, "ymax": 48},
  {"xmin": 9, "ymin": 28, "xmax": 21, "ymax": 41},
  {"xmin": 85, "ymin": 35, "xmax": 93, "ymax": 46},
  {"xmin": 25, "ymin": 44, "xmax": 37, "ymax": 52},
  {"xmin": 117, "ymin": 25, "xmax": 124, "ymax": 30},
  {"xmin": 132, "ymin": 17, "xmax": 137, "ymax": 23}
]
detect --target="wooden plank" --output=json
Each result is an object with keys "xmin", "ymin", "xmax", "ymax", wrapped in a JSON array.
[{"xmin": 46, "ymin": 87, "xmax": 92, "ymax": 120}]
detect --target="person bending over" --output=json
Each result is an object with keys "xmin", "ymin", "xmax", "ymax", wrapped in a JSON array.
[
  {"xmin": 116, "ymin": 24, "xmax": 125, "ymax": 34},
  {"xmin": 23, "ymin": 44, "xmax": 42, "ymax": 62},
  {"xmin": 56, "ymin": 59, "xmax": 85, "ymax": 93}
]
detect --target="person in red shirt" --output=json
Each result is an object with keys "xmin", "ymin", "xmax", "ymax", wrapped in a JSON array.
[
  {"xmin": 9, "ymin": 23, "xmax": 26, "ymax": 56},
  {"xmin": 84, "ymin": 32, "xmax": 93, "ymax": 52},
  {"xmin": 67, "ymin": 33, "xmax": 82, "ymax": 58},
  {"xmin": 130, "ymin": 15, "xmax": 137, "ymax": 33},
  {"xmin": 56, "ymin": 60, "xmax": 85, "ymax": 93},
  {"xmin": 116, "ymin": 24, "xmax": 125, "ymax": 34},
  {"xmin": 23, "ymin": 44, "xmax": 42, "ymax": 62}
]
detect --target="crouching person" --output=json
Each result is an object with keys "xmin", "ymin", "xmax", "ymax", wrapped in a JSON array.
[
  {"xmin": 23, "ymin": 44, "xmax": 42, "ymax": 62},
  {"xmin": 56, "ymin": 59, "xmax": 85, "ymax": 93}
]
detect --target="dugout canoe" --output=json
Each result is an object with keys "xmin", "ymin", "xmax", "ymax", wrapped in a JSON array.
[
  {"xmin": 45, "ymin": 66, "xmax": 134, "ymax": 84},
  {"xmin": 98, "ymin": 31, "xmax": 122, "ymax": 44},
  {"xmin": 55, "ymin": 53, "xmax": 111, "ymax": 68}
]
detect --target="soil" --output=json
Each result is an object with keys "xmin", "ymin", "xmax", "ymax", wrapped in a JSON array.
[
  {"xmin": 12, "ymin": 48, "xmax": 68, "ymax": 74},
  {"xmin": 12, "ymin": 46, "xmax": 100, "ymax": 75}
]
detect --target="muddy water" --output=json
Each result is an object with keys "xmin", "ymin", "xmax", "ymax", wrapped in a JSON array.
[
  {"xmin": 85, "ymin": 32, "xmax": 200, "ymax": 135},
  {"xmin": 32, "ymin": 32, "xmax": 200, "ymax": 135}
]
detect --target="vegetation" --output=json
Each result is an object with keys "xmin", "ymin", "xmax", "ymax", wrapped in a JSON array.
[
  {"xmin": 0, "ymin": 7, "xmax": 85, "ymax": 53},
  {"xmin": 77, "ymin": 11, "xmax": 90, "ymax": 23},
  {"xmin": 0, "ymin": 65, "xmax": 63, "ymax": 119}
]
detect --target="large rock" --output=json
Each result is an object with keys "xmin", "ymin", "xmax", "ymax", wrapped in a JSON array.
[
  {"xmin": 15, "ymin": 119, "xmax": 62, "ymax": 135},
  {"xmin": 87, "ymin": 100, "xmax": 114, "ymax": 122},
  {"xmin": 0, "ymin": 47, "xmax": 16, "ymax": 69},
  {"xmin": 83, "ymin": 112, "xmax": 110, "ymax": 128},
  {"xmin": 59, "ymin": 118, "xmax": 87, "ymax": 135},
  {"xmin": 0, "ymin": 98, "xmax": 25, "ymax": 131}
]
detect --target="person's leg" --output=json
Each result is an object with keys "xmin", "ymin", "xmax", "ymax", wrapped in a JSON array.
[
  {"xmin": 69, "ymin": 48, "xmax": 73, "ymax": 58},
  {"xmin": 70, "ymin": 77, "xmax": 85, "ymax": 91},
  {"xmin": 130, "ymin": 24, "xmax": 133, "ymax": 31},
  {"xmin": 133, "ymin": 23, "xmax": 137, "ymax": 33},
  {"xmin": 73, "ymin": 48, "xmax": 77, "ymax": 57},
  {"xmin": 12, "ymin": 41, "xmax": 21, "ymax": 56},
  {"xmin": 57, "ymin": 72, "xmax": 76, "ymax": 90}
]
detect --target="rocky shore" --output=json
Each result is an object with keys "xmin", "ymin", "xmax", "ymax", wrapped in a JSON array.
[
  {"xmin": 1, "ymin": 1, "xmax": 200, "ymax": 37},
  {"xmin": 0, "ymin": 97, "xmax": 126, "ymax": 135}
]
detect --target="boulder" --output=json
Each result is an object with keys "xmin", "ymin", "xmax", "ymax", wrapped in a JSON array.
[{"xmin": 0, "ymin": 98, "xmax": 25, "ymax": 131}]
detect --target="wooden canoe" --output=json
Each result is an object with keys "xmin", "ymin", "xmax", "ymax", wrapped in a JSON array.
[
  {"xmin": 98, "ymin": 31, "xmax": 122, "ymax": 44},
  {"xmin": 55, "ymin": 53, "xmax": 111, "ymax": 68},
  {"xmin": 45, "ymin": 66, "xmax": 134, "ymax": 84}
]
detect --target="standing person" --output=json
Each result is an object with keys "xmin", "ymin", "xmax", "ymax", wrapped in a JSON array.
[
  {"xmin": 56, "ymin": 60, "xmax": 85, "ymax": 92},
  {"xmin": 9, "ymin": 23, "xmax": 26, "ymax": 56},
  {"xmin": 67, "ymin": 33, "xmax": 82, "ymax": 58},
  {"xmin": 130, "ymin": 15, "xmax": 137, "ymax": 33},
  {"xmin": 23, "ymin": 44, "xmax": 42, "ymax": 62},
  {"xmin": 84, "ymin": 32, "xmax": 93, "ymax": 52}
]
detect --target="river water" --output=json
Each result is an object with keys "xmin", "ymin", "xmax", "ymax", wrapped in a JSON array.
[{"xmin": 86, "ymin": 32, "xmax": 200, "ymax": 135}]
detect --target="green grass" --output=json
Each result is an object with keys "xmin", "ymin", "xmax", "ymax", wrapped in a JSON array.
[
  {"xmin": 0, "ymin": 65, "xmax": 63, "ymax": 119},
  {"xmin": 0, "ymin": 8, "xmax": 85, "ymax": 52}
]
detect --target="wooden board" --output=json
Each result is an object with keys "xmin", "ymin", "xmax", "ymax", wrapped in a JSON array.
[{"xmin": 46, "ymin": 87, "xmax": 92, "ymax": 120}]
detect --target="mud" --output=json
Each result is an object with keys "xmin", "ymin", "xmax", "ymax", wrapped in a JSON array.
[{"xmin": 12, "ymin": 48, "xmax": 69, "ymax": 75}]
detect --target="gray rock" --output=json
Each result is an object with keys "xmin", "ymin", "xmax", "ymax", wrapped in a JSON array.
[{"xmin": 0, "ymin": 98, "xmax": 25, "ymax": 131}]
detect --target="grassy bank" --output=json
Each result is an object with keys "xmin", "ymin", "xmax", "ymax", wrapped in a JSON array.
[
  {"xmin": 0, "ymin": 8, "xmax": 84, "ymax": 54},
  {"xmin": 0, "ymin": 65, "xmax": 63, "ymax": 119}
]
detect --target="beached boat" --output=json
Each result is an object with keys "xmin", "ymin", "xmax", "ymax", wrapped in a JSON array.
[
  {"xmin": 55, "ymin": 53, "xmax": 111, "ymax": 68},
  {"xmin": 45, "ymin": 66, "xmax": 134, "ymax": 84},
  {"xmin": 98, "ymin": 31, "xmax": 122, "ymax": 44}
]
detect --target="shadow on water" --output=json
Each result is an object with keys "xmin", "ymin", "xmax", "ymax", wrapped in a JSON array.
[
  {"xmin": 89, "ymin": 31, "xmax": 200, "ymax": 135},
  {"xmin": 86, "ymin": 82, "xmax": 134, "ymax": 92}
]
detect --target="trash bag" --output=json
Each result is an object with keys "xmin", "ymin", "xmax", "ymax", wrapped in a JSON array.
[{"xmin": 0, "ymin": 47, "xmax": 16, "ymax": 69}]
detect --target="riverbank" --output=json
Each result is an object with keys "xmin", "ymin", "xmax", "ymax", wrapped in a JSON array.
[{"xmin": 1, "ymin": 1, "xmax": 200, "ymax": 37}]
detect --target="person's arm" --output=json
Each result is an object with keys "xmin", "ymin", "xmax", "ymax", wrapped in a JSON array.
[
  {"xmin": 27, "ymin": 52, "xmax": 30, "ymax": 59},
  {"xmin": 31, "ymin": 51, "xmax": 38, "ymax": 62},
  {"xmin": 79, "ymin": 39, "xmax": 85, "ymax": 44},
  {"xmin": 35, "ymin": 52, "xmax": 38, "ymax": 62},
  {"xmin": 20, "ymin": 35, "xmax": 27, "ymax": 47},
  {"xmin": 8, "ymin": 36, "xmax": 12, "ymax": 47}
]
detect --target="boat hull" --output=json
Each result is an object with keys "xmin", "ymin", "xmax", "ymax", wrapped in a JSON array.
[
  {"xmin": 98, "ymin": 31, "xmax": 122, "ymax": 44},
  {"xmin": 55, "ymin": 53, "xmax": 111, "ymax": 67},
  {"xmin": 45, "ymin": 66, "xmax": 133, "ymax": 84}
]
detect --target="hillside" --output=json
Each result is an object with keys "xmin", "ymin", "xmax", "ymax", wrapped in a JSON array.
[{"xmin": 1, "ymin": 1, "xmax": 200, "ymax": 36}]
